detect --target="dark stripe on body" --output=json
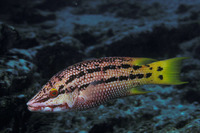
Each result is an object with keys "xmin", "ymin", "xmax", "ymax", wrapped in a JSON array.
[
  {"xmin": 103, "ymin": 65, "xmax": 116, "ymax": 71},
  {"xmin": 58, "ymin": 85, "xmax": 65, "ymax": 94},
  {"xmin": 36, "ymin": 97, "xmax": 50, "ymax": 103},
  {"xmin": 64, "ymin": 59, "xmax": 143, "ymax": 87},
  {"xmin": 133, "ymin": 65, "xmax": 142, "ymax": 70},
  {"xmin": 48, "ymin": 81, "xmax": 53, "ymax": 87},
  {"xmin": 119, "ymin": 76, "xmax": 128, "ymax": 81},
  {"xmin": 130, "ymin": 74, "xmax": 136, "ymax": 79},
  {"xmin": 137, "ymin": 74, "xmax": 144, "ymax": 79},
  {"xmin": 121, "ymin": 64, "xmax": 131, "ymax": 69},
  {"xmin": 69, "ymin": 86, "xmax": 76, "ymax": 91},
  {"xmin": 43, "ymin": 88, "xmax": 46, "ymax": 93},
  {"xmin": 65, "ymin": 71, "xmax": 86, "ymax": 84},
  {"xmin": 146, "ymin": 73, "xmax": 152, "ymax": 78},
  {"xmin": 77, "ymin": 71, "xmax": 85, "ymax": 78},
  {"xmin": 92, "ymin": 73, "xmax": 145, "ymax": 86},
  {"xmin": 87, "ymin": 67, "xmax": 101, "ymax": 73},
  {"xmin": 92, "ymin": 79, "xmax": 104, "ymax": 85},
  {"xmin": 57, "ymin": 76, "xmax": 64, "ymax": 81},
  {"xmin": 65, "ymin": 64, "xmax": 139, "ymax": 85},
  {"xmin": 79, "ymin": 83, "xmax": 90, "ymax": 91},
  {"xmin": 65, "ymin": 75, "xmax": 77, "ymax": 84},
  {"xmin": 105, "ymin": 77, "xmax": 118, "ymax": 83}
]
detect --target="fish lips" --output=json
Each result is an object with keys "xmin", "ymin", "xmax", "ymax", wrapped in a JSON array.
[{"xmin": 27, "ymin": 100, "xmax": 68, "ymax": 112}]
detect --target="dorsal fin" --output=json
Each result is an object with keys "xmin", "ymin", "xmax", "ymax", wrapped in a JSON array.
[{"xmin": 134, "ymin": 58, "xmax": 157, "ymax": 65}]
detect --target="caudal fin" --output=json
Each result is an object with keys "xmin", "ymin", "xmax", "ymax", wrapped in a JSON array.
[{"xmin": 146, "ymin": 57, "xmax": 188, "ymax": 85}]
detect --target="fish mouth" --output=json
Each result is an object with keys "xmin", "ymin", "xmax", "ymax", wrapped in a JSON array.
[
  {"xmin": 27, "ymin": 105, "xmax": 43, "ymax": 112},
  {"xmin": 28, "ymin": 105, "xmax": 54, "ymax": 112},
  {"xmin": 27, "ymin": 101, "xmax": 68, "ymax": 112},
  {"xmin": 27, "ymin": 99, "xmax": 53, "ymax": 112}
]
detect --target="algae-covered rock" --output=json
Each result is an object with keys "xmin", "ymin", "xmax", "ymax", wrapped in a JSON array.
[
  {"xmin": 36, "ymin": 38, "xmax": 85, "ymax": 78},
  {"xmin": 0, "ymin": 57, "xmax": 36, "ymax": 96},
  {"xmin": 0, "ymin": 24, "xmax": 20, "ymax": 55}
]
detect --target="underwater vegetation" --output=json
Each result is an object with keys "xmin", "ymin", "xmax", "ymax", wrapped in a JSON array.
[{"xmin": 0, "ymin": 0, "xmax": 200, "ymax": 133}]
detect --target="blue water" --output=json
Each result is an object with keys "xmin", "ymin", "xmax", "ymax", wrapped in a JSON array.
[{"xmin": 0, "ymin": 0, "xmax": 200, "ymax": 133}]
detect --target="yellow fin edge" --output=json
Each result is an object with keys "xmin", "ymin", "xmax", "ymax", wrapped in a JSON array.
[{"xmin": 134, "ymin": 58, "xmax": 157, "ymax": 66}]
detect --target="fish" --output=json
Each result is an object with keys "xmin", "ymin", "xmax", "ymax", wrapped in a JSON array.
[{"xmin": 27, "ymin": 57, "xmax": 188, "ymax": 112}]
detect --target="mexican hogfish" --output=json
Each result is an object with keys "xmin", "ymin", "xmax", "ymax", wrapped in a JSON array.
[{"xmin": 27, "ymin": 57, "xmax": 187, "ymax": 112}]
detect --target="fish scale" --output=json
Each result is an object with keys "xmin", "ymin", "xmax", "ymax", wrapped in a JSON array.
[{"xmin": 27, "ymin": 57, "xmax": 187, "ymax": 112}]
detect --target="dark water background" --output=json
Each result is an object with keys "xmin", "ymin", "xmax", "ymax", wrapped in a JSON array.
[{"xmin": 0, "ymin": 0, "xmax": 200, "ymax": 133}]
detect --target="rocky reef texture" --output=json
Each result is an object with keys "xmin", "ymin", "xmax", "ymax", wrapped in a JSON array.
[{"xmin": 0, "ymin": 0, "xmax": 200, "ymax": 133}]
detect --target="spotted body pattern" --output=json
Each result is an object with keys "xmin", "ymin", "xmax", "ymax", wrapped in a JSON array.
[{"xmin": 27, "ymin": 57, "xmax": 187, "ymax": 112}]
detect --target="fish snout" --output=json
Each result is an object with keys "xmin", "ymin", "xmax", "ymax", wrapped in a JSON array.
[
  {"xmin": 26, "ymin": 99, "xmax": 34, "ymax": 106},
  {"xmin": 27, "ymin": 99, "xmax": 43, "ymax": 112}
]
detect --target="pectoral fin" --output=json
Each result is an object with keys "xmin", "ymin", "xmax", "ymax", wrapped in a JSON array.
[{"xmin": 66, "ymin": 88, "xmax": 79, "ymax": 108}]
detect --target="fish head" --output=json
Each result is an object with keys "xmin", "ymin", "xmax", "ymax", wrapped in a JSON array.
[{"xmin": 27, "ymin": 80, "xmax": 78, "ymax": 112}]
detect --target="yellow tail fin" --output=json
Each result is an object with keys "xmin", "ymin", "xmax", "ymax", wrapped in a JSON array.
[{"xmin": 146, "ymin": 57, "xmax": 188, "ymax": 85}]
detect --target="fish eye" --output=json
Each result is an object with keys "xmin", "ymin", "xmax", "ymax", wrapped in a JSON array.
[{"xmin": 49, "ymin": 88, "xmax": 59, "ymax": 97}]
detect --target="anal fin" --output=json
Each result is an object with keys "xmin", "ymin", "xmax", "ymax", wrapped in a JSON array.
[{"xmin": 130, "ymin": 87, "xmax": 153, "ymax": 95}]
